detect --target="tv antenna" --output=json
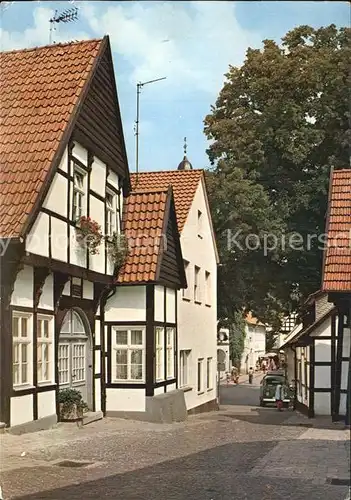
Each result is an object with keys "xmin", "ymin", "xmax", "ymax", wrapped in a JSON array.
[
  {"xmin": 49, "ymin": 7, "xmax": 79, "ymax": 44},
  {"xmin": 134, "ymin": 77, "xmax": 166, "ymax": 180}
]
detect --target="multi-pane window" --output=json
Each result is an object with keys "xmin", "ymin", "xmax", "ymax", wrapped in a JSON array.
[
  {"xmin": 194, "ymin": 266, "xmax": 201, "ymax": 303},
  {"xmin": 205, "ymin": 271, "xmax": 211, "ymax": 305},
  {"xmin": 155, "ymin": 327, "xmax": 164, "ymax": 381},
  {"xmin": 73, "ymin": 166, "xmax": 85, "ymax": 220},
  {"xmin": 12, "ymin": 314, "xmax": 31, "ymax": 387},
  {"xmin": 182, "ymin": 260, "xmax": 191, "ymax": 300},
  {"xmin": 114, "ymin": 328, "xmax": 144, "ymax": 381},
  {"xmin": 197, "ymin": 358, "xmax": 204, "ymax": 393},
  {"xmin": 37, "ymin": 316, "xmax": 53, "ymax": 384},
  {"xmin": 206, "ymin": 357, "xmax": 213, "ymax": 390},
  {"xmin": 180, "ymin": 349, "xmax": 191, "ymax": 387},
  {"xmin": 58, "ymin": 344, "xmax": 70, "ymax": 385},
  {"xmin": 106, "ymin": 191, "xmax": 117, "ymax": 237},
  {"xmin": 166, "ymin": 327, "xmax": 175, "ymax": 379}
]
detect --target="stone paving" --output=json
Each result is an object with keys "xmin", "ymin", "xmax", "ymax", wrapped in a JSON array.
[{"xmin": 0, "ymin": 381, "xmax": 349, "ymax": 499}]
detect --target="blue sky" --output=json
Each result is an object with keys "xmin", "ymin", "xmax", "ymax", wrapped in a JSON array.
[{"xmin": 0, "ymin": 1, "xmax": 349, "ymax": 173}]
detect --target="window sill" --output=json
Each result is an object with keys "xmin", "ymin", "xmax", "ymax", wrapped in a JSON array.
[
  {"xmin": 180, "ymin": 386, "xmax": 192, "ymax": 393},
  {"xmin": 198, "ymin": 234, "xmax": 203, "ymax": 239},
  {"xmin": 194, "ymin": 300, "xmax": 202, "ymax": 305},
  {"xmin": 197, "ymin": 391, "xmax": 205, "ymax": 395},
  {"xmin": 113, "ymin": 380, "xmax": 145, "ymax": 384},
  {"xmin": 207, "ymin": 388, "xmax": 213, "ymax": 392},
  {"xmin": 13, "ymin": 384, "xmax": 35, "ymax": 392},
  {"xmin": 205, "ymin": 303, "xmax": 211, "ymax": 308},
  {"xmin": 182, "ymin": 296, "xmax": 191, "ymax": 302},
  {"xmin": 38, "ymin": 382, "xmax": 56, "ymax": 388}
]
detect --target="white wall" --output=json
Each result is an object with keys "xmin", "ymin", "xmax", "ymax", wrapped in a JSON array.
[
  {"xmin": 178, "ymin": 180, "xmax": 218, "ymax": 410},
  {"xmin": 105, "ymin": 286, "xmax": 146, "ymax": 322},
  {"xmin": 37, "ymin": 391, "xmax": 56, "ymax": 420},
  {"xmin": 166, "ymin": 288, "xmax": 176, "ymax": 323},
  {"xmin": 43, "ymin": 172, "xmax": 68, "ymax": 217},
  {"xmin": 26, "ymin": 212, "xmax": 49, "ymax": 257},
  {"xmin": 106, "ymin": 388, "xmax": 146, "ymax": 412},
  {"xmin": 38, "ymin": 274, "xmax": 54, "ymax": 310},
  {"xmin": 11, "ymin": 395, "xmax": 33, "ymax": 427},
  {"xmin": 11, "ymin": 266, "xmax": 33, "ymax": 307},
  {"xmin": 154, "ymin": 285, "xmax": 164, "ymax": 321},
  {"xmin": 241, "ymin": 324, "xmax": 266, "ymax": 373}
]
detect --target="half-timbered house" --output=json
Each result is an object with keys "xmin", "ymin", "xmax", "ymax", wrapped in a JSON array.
[
  {"xmin": 282, "ymin": 169, "xmax": 351, "ymax": 424},
  {"xmin": 0, "ymin": 37, "xmax": 187, "ymax": 433}
]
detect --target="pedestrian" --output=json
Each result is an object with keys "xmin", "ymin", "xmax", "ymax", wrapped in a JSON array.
[
  {"xmin": 231, "ymin": 367, "xmax": 236, "ymax": 383},
  {"xmin": 248, "ymin": 367, "xmax": 254, "ymax": 384},
  {"xmin": 275, "ymin": 383, "xmax": 284, "ymax": 411}
]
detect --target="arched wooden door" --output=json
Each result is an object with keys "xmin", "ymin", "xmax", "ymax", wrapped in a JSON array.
[{"xmin": 58, "ymin": 309, "xmax": 92, "ymax": 408}]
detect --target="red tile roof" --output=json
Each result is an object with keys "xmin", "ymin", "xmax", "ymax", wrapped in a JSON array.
[
  {"xmin": 131, "ymin": 170, "xmax": 203, "ymax": 232},
  {"xmin": 116, "ymin": 189, "xmax": 169, "ymax": 284},
  {"xmin": 322, "ymin": 169, "xmax": 351, "ymax": 292},
  {"xmin": 0, "ymin": 39, "xmax": 103, "ymax": 238}
]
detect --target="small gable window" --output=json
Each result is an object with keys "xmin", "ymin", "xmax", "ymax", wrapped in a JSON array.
[
  {"xmin": 106, "ymin": 190, "xmax": 117, "ymax": 237},
  {"xmin": 73, "ymin": 166, "xmax": 86, "ymax": 221},
  {"xmin": 197, "ymin": 210, "xmax": 203, "ymax": 238}
]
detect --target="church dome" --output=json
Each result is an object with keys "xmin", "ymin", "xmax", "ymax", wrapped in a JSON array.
[
  {"xmin": 177, "ymin": 137, "xmax": 193, "ymax": 170},
  {"xmin": 177, "ymin": 155, "xmax": 193, "ymax": 170}
]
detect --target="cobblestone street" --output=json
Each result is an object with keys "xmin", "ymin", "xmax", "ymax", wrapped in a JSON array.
[{"xmin": 1, "ymin": 378, "xmax": 349, "ymax": 499}]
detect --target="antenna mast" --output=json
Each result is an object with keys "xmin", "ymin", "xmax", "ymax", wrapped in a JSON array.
[
  {"xmin": 135, "ymin": 77, "xmax": 166, "ymax": 181},
  {"xmin": 49, "ymin": 7, "xmax": 78, "ymax": 44}
]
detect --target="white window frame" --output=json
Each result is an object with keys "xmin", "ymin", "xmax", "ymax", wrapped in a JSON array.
[
  {"xmin": 197, "ymin": 210, "xmax": 203, "ymax": 238},
  {"xmin": 197, "ymin": 358, "xmax": 204, "ymax": 394},
  {"xmin": 194, "ymin": 266, "xmax": 201, "ymax": 303},
  {"xmin": 206, "ymin": 357, "xmax": 213, "ymax": 391},
  {"xmin": 72, "ymin": 164, "xmax": 86, "ymax": 221},
  {"xmin": 112, "ymin": 327, "xmax": 145, "ymax": 382},
  {"xmin": 155, "ymin": 327, "xmax": 164, "ymax": 382},
  {"xmin": 12, "ymin": 312, "xmax": 32, "ymax": 389},
  {"xmin": 205, "ymin": 271, "xmax": 211, "ymax": 306},
  {"xmin": 179, "ymin": 349, "xmax": 191, "ymax": 388},
  {"xmin": 166, "ymin": 327, "xmax": 175, "ymax": 379},
  {"xmin": 182, "ymin": 260, "xmax": 191, "ymax": 300},
  {"xmin": 106, "ymin": 189, "xmax": 118, "ymax": 238},
  {"xmin": 37, "ymin": 315, "xmax": 54, "ymax": 385}
]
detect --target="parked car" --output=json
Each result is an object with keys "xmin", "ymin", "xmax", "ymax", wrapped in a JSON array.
[{"xmin": 259, "ymin": 371, "xmax": 291, "ymax": 407}]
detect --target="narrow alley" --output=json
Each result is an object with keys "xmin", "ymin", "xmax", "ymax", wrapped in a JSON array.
[{"xmin": 1, "ymin": 373, "xmax": 349, "ymax": 500}]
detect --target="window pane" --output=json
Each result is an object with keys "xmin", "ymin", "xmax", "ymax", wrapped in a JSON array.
[
  {"xmin": 21, "ymin": 344, "xmax": 27, "ymax": 363},
  {"xmin": 37, "ymin": 319, "xmax": 42, "ymax": 338},
  {"xmin": 13, "ymin": 364, "xmax": 19, "ymax": 385},
  {"xmin": 131, "ymin": 330, "xmax": 143, "ymax": 345},
  {"xmin": 21, "ymin": 317, "xmax": 28, "ymax": 337},
  {"xmin": 13, "ymin": 344, "xmax": 19, "ymax": 363},
  {"xmin": 116, "ymin": 349, "xmax": 127, "ymax": 364},
  {"xmin": 116, "ymin": 365, "xmax": 127, "ymax": 380},
  {"xmin": 44, "ymin": 320, "xmax": 49, "ymax": 338},
  {"xmin": 12, "ymin": 317, "xmax": 19, "ymax": 337},
  {"xmin": 21, "ymin": 362, "xmax": 27, "ymax": 384},
  {"xmin": 43, "ymin": 344, "xmax": 49, "ymax": 364},
  {"xmin": 37, "ymin": 344, "xmax": 43, "ymax": 364},
  {"xmin": 131, "ymin": 349, "xmax": 142, "ymax": 364},
  {"xmin": 130, "ymin": 364, "xmax": 142, "ymax": 380},
  {"xmin": 116, "ymin": 330, "xmax": 128, "ymax": 345}
]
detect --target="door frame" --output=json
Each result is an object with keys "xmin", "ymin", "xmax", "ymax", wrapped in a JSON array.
[{"xmin": 56, "ymin": 307, "xmax": 94, "ymax": 412}]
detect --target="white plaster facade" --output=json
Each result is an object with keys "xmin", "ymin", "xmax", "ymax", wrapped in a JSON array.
[
  {"xmin": 241, "ymin": 321, "xmax": 266, "ymax": 374},
  {"xmin": 177, "ymin": 180, "xmax": 218, "ymax": 410}
]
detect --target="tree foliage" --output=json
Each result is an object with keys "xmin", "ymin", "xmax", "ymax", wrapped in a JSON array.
[
  {"xmin": 205, "ymin": 25, "xmax": 350, "ymax": 330},
  {"xmin": 219, "ymin": 312, "xmax": 246, "ymax": 369}
]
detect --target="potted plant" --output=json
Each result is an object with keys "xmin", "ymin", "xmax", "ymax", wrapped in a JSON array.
[
  {"xmin": 75, "ymin": 216, "xmax": 103, "ymax": 255},
  {"xmin": 106, "ymin": 232, "xmax": 129, "ymax": 269},
  {"xmin": 58, "ymin": 388, "xmax": 88, "ymax": 421}
]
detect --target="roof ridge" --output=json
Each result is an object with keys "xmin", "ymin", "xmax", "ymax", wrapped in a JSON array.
[
  {"xmin": 131, "ymin": 169, "xmax": 204, "ymax": 176},
  {"xmin": 0, "ymin": 37, "xmax": 103, "ymax": 56}
]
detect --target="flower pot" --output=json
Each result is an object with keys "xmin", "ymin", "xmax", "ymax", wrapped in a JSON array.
[{"xmin": 59, "ymin": 403, "xmax": 83, "ymax": 422}]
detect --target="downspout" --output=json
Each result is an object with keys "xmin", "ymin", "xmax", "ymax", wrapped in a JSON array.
[
  {"xmin": 291, "ymin": 345, "xmax": 297, "ymax": 411},
  {"xmin": 100, "ymin": 285, "xmax": 116, "ymax": 416}
]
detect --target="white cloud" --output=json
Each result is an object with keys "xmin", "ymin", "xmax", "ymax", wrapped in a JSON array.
[
  {"xmin": 0, "ymin": 6, "xmax": 90, "ymax": 51},
  {"xmin": 80, "ymin": 1, "xmax": 262, "ymax": 95}
]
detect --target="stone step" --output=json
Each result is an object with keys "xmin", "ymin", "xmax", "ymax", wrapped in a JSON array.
[{"xmin": 82, "ymin": 411, "xmax": 103, "ymax": 426}]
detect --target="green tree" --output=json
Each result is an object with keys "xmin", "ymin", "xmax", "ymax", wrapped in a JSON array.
[
  {"xmin": 219, "ymin": 312, "xmax": 246, "ymax": 369},
  {"xmin": 205, "ymin": 25, "xmax": 350, "ymax": 331}
]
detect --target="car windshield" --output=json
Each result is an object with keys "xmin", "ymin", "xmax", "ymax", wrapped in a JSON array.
[{"xmin": 264, "ymin": 376, "xmax": 285, "ymax": 385}]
